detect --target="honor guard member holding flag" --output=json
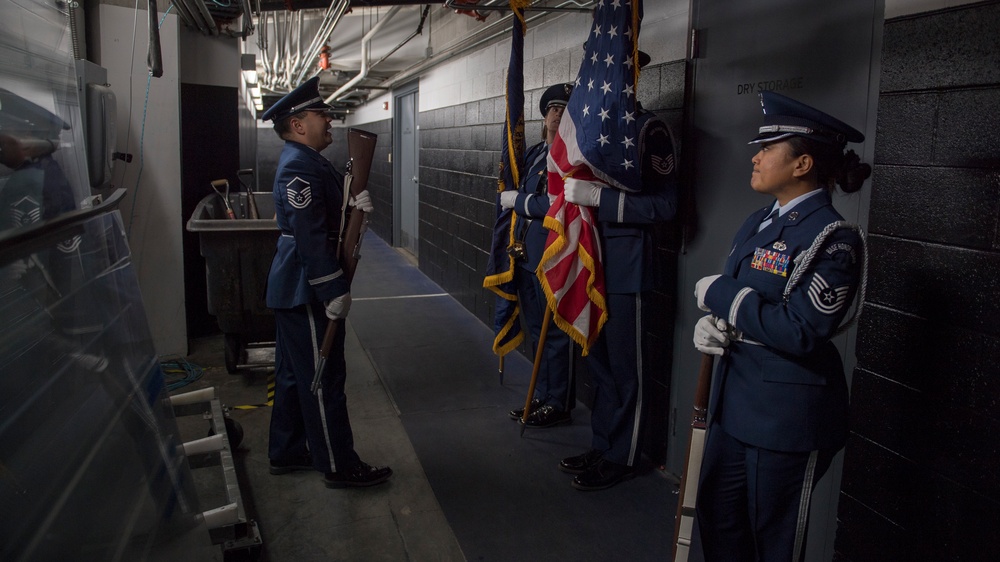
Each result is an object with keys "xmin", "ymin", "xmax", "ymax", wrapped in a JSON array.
[
  {"xmin": 558, "ymin": 51, "xmax": 680, "ymax": 490},
  {"xmin": 262, "ymin": 77, "xmax": 391, "ymax": 488},
  {"xmin": 501, "ymin": 83, "xmax": 576, "ymax": 428},
  {"xmin": 692, "ymin": 91, "xmax": 870, "ymax": 561}
]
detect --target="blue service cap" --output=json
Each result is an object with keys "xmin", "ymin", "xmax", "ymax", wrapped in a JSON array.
[
  {"xmin": 261, "ymin": 76, "xmax": 332, "ymax": 122},
  {"xmin": 749, "ymin": 90, "xmax": 864, "ymax": 147},
  {"xmin": 539, "ymin": 83, "xmax": 573, "ymax": 117}
]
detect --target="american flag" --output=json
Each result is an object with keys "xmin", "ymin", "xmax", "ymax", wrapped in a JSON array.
[
  {"xmin": 539, "ymin": 0, "xmax": 643, "ymax": 355},
  {"xmin": 482, "ymin": 0, "xmax": 529, "ymax": 357}
]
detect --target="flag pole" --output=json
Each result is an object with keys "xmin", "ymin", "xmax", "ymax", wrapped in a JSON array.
[
  {"xmin": 498, "ymin": 355, "xmax": 505, "ymax": 385},
  {"xmin": 519, "ymin": 306, "xmax": 552, "ymax": 437}
]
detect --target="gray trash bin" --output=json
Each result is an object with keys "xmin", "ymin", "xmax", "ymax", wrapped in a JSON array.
[{"xmin": 186, "ymin": 191, "xmax": 277, "ymax": 373}]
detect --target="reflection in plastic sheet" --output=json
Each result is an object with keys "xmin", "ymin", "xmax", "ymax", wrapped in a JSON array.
[
  {"xmin": 0, "ymin": 212, "xmax": 215, "ymax": 561},
  {"xmin": 0, "ymin": 1, "xmax": 215, "ymax": 560},
  {"xmin": 1, "ymin": 3, "xmax": 88, "ymax": 239}
]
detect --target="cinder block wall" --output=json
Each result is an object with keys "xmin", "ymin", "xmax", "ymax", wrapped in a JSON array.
[
  {"xmin": 417, "ymin": 97, "xmax": 503, "ymax": 315},
  {"xmin": 416, "ymin": 59, "xmax": 688, "ymax": 463},
  {"xmin": 835, "ymin": 2, "xmax": 1000, "ymax": 560}
]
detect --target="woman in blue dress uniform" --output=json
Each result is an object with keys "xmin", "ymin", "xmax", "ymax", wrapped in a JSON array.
[
  {"xmin": 262, "ymin": 77, "xmax": 391, "ymax": 488},
  {"xmin": 692, "ymin": 91, "xmax": 871, "ymax": 561}
]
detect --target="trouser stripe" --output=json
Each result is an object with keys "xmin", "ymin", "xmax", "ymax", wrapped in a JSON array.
[
  {"xmin": 626, "ymin": 293, "xmax": 644, "ymax": 465},
  {"xmin": 307, "ymin": 306, "xmax": 337, "ymax": 472},
  {"xmin": 791, "ymin": 450, "xmax": 819, "ymax": 561}
]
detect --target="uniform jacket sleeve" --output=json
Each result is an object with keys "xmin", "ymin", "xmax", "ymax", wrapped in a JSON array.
[
  {"xmin": 512, "ymin": 142, "xmax": 551, "ymax": 219},
  {"xmin": 268, "ymin": 142, "xmax": 350, "ymax": 308},
  {"xmin": 592, "ymin": 114, "xmax": 679, "ymax": 293},
  {"xmin": 704, "ymin": 193, "xmax": 862, "ymax": 357}
]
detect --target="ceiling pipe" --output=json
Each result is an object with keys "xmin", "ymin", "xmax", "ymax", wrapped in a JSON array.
[
  {"xmin": 381, "ymin": 0, "xmax": 583, "ymax": 90},
  {"xmin": 170, "ymin": 1, "xmax": 200, "ymax": 32},
  {"xmin": 187, "ymin": 0, "xmax": 221, "ymax": 36},
  {"xmin": 370, "ymin": 4, "xmax": 431, "ymax": 69},
  {"xmin": 444, "ymin": 0, "xmax": 592, "ymax": 14},
  {"xmin": 324, "ymin": 5, "xmax": 403, "ymax": 103},
  {"xmin": 257, "ymin": 0, "xmax": 435, "ymax": 11},
  {"xmin": 290, "ymin": 12, "xmax": 304, "ymax": 87},
  {"xmin": 292, "ymin": 0, "xmax": 351, "ymax": 87},
  {"xmin": 241, "ymin": 0, "xmax": 254, "ymax": 37}
]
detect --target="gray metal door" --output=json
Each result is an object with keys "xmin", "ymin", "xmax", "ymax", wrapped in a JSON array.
[
  {"xmin": 396, "ymin": 89, "xmax": 419, "ymax": 256},
  {"xmin": 670, "ymin": 1, "xmax": 883, "ymax": 559}
]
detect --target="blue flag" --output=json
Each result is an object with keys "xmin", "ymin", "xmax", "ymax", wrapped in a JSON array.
[{"xmin": 482, "ymin": 0, "xmax": 528, "ymax": 357}]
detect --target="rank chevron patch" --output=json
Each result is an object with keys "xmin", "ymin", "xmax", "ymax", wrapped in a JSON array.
[
  {"xmin": 286, "ymin": 177, "xmax": 312, "ymax": 209},
  {"xmin": 651, "ymin": 153, "xmax": 675, "ymax": 175},
  {"xmin": 807, "ymin": 273, "xmax": 850, "ymax": 315}
]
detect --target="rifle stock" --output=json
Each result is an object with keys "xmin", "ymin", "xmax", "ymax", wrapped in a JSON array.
[
  {"xmin": 672, "ymin": 354, "xmax": 714, "ymax": 562},
  {"xmin": 311, "ymin": 128, "xmax": 378, "ymax": 395},
  {"xmin": 338, "ymin": 128, "xmax": 377, "ymax": 281}
]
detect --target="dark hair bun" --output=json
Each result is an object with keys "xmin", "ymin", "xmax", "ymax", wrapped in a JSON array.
[{"xmin": 836, "ymin": 149, "xmax": 871, "ymax": 193}]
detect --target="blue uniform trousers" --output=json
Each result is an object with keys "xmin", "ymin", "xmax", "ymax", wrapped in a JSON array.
[
  {"xmin": 514, "ymin": 263, "xmax": 574, "ymax": 411},
  {"xmin": 268, "ymin": 303, "xmax": 359, "ymax": 473},
  {"xmin": 583, "ymin": 292, "xmax": 646, "ymax": 467},
  {"xmin": 696, "ymin": 422, "xmax": 836, "ymax": 562}
]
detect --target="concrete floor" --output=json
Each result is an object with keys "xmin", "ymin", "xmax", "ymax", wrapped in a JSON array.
[
  {"xmin": 177, "ymin": 329, "xmax": 463, "ymax": 561},
  {"xmin": 172, "ymin": 234, "xmax": 680, "ymax": 561}
]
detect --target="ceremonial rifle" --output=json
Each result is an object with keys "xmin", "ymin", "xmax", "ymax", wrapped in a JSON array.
[
  {"xmin": 310, "ymin": 128, "xmax": 377, "ymax": 394},
  {"xmin": 672, "ymin": 353, "xmax": 714, "ymax": 562}
]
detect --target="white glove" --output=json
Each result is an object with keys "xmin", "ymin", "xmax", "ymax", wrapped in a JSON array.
[
  {"xmin": 563, "ymin": 178, "xmax": 605, "ymax": 207},
  {"xmin": 324, "ymin": 292, "xmax": 352, "ymax": 320},
  {"xmin": 349, "ymin": 190, "xmax": 374, "ymax": 213},
  {"xmin": 694, "ymin": 274, "xmax": 721, "ymax": 312},
  {"xmin": 693, "ymin": 315, "xmax": 730, "ymax": 356},
  {"xmin": 500, "ymin": 190, "xmax": 518, "ymax": 210}
]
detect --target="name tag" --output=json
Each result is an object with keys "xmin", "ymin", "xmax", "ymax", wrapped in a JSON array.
[{"xmin": 751, "ymin": 247, "xmax": 790, "ymax": 277}]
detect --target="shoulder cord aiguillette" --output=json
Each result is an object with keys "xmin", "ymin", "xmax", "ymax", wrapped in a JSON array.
[{"xmin": 783, "ymin": 221, "xmax": 869, "ymax": 336}]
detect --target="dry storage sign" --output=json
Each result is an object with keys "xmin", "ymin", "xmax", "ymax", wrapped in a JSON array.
[{"xmin": 737, "ymin": 76, "xmax": 805, "ymax": 95}]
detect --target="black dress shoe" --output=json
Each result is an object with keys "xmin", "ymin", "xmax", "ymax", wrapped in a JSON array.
[
  {"xmin": 269, "ymin": 455, "xmax": 313, "ymax": 475},
  {"xmin": 522, "ymin": 405, "xmax": 571, "ymax": 428},
  {"xmin": 508, "ymin": 398, "xmax": 542, "ymax": 420},
  {"xmin": 324, "ymin": 461, "xmax": 393, "ymax": 488},
  {"xmin": 571, "ymin": 459, "xmax": 635, "ymax": 491},
  {"xmin": 559, "ymin": 449, "xmax": 603, "ymax": 475}
]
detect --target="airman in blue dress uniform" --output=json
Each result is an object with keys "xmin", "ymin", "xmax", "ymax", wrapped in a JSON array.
[
  {"xmin": 262, "ymin": 77, "xmax": 391, "ymax": 488},
  {"xmin": 692, "ymin": 90, "xmax": 871, "ymax": 560},
  {"xmin": 558, "ymin": 51, "xmax": 681, "ymax": 491},
  {"xmin": 502, "ymin": 83, "xmax": 576, "ymax": 428}
]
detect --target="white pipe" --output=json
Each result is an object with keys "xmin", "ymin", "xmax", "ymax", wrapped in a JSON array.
[
  {"xmin": 169, "ymin": 386, "xmax": 216, "ymax": 406},
  {"xmin": 201, "ymin": 503, "xmax": 240, "ymax": 529},
  {"xmin": 325, "ymin": 5, "xmax": 403, "ymax": 103},
  {"xmin": 181, "ymin": 433, "xmax": 226, "ymax": 456},
  {"xmin": 293, "ymin": 0, "xmax": 350, "ymax": 86}
]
